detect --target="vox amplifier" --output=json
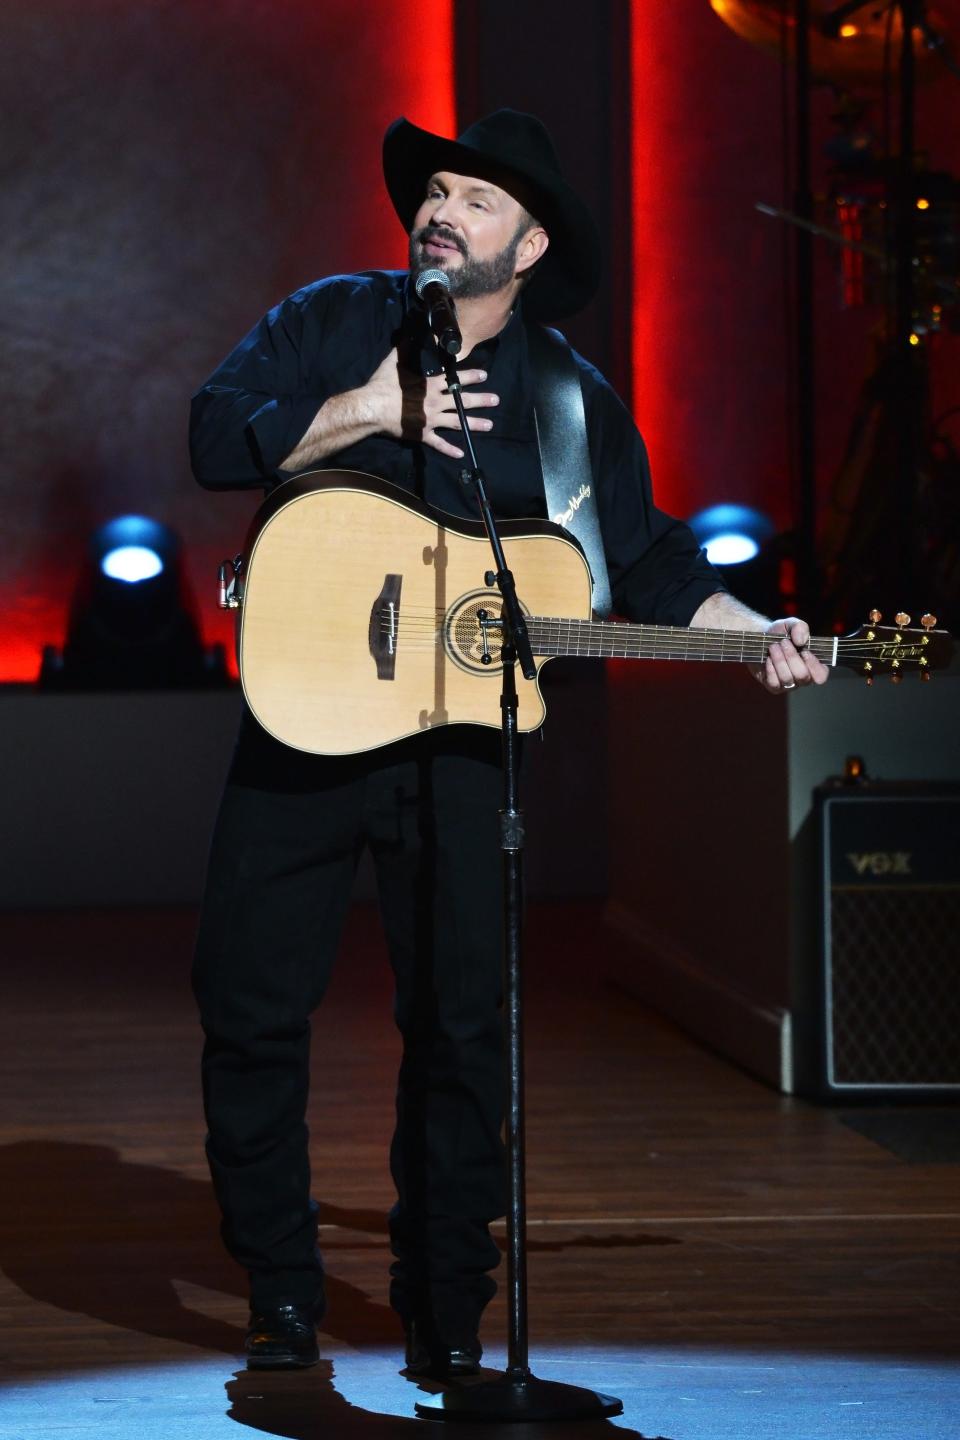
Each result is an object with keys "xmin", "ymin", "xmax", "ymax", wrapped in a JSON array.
[{"xmin": 798, "ymin": 781, "xmax": 960, "ymax": 1101}]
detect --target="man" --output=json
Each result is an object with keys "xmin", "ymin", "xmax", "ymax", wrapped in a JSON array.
[{"xmin": 189, "ymin": 109, "xmax": 828, "ymax": 1378}]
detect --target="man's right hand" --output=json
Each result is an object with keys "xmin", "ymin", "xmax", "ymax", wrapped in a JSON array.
[
  {"xmin": 364, "ymin": 348, "xmax": 500, "ymax": 460},
  {"xmin": 280, "ymin": 348, "xmax": 500, "ymax": 473}
]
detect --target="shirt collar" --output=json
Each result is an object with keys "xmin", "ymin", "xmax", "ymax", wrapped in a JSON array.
[{"xmin": 404, "ymin": 270, "xmax": 524, "ymax": 371}]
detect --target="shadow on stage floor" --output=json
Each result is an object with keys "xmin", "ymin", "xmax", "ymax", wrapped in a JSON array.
[
  {"xmin": 0, "ymin": 1137, "xmax": 673, "ymax": 1356},
  {"xmin": 0, "ymin": 1141, "xmax": 660, "ymax": 1436},
  {"xmin": 223, "ymin": 1367, "xmax": 661, "ymax": 1440}
]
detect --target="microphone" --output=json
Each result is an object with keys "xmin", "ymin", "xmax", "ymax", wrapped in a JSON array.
[{"xmin": 415, "ymin": 268, "xmax": 462, "ymax": 357}]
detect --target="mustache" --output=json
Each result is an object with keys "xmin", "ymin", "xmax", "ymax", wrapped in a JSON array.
[{"xmin": 413, "ymin": 225, "xmax": 467, "ymax": 257}]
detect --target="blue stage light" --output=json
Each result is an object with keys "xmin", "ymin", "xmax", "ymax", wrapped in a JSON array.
[
  {"xmin": 97, "ymin": 516, "xmax": 167, "ymax": 583},
  {"xmin": 688, "ymin": 504, "xmax": 775, "ymax": 566},
  {"xmin": 39, "ymin": 513, "xmax": 227, "ymax": 690},
  {"xmin": 704, "ymin": 532, "xmax": 760, "ymax": 565},
  {"xmin": 101, "ymin": 545, "xmax": 164, "ymax": 583}
]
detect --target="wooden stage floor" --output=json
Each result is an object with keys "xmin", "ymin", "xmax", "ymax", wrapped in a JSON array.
[{"xmin": 1, "ymin": 902, "xmax": 958, "ymax": 1439}]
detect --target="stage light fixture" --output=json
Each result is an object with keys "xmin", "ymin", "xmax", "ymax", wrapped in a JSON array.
[
  {"xmin": 101, "ymin": 546, "xmax": 163, "ymax": 582},
  {"xmin": 39, "ymin": 515, "xmax": 227, "ymax": 690},
  {"xmin": 99, "ymin": 515, "xmax": 167, "ymax": 583},
  {"xmin": 688, "ymin": 503, "xmax": 775, "ymax": 566}
]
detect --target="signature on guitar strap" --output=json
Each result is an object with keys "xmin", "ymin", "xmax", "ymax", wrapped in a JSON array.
[{"xmin": 527, "ymin": 321, "xmax": 612, "ymax": 618}]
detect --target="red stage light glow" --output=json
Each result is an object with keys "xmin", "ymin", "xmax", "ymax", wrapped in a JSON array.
[
  {"xmin": 0, "ymin": 594, "xmax": 67, "ymax": 687},
  {"xmin": 1, "ymin": 0, "xmax": 455, "ymax": 684},
  {"xmin": 629, "ymin": 8, "xmax": 684, "ymax": 520}
]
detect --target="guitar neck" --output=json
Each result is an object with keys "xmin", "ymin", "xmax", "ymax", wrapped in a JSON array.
[{"xmin": 525, "ymin": 617, "xmax": 838, "ymax": 666}]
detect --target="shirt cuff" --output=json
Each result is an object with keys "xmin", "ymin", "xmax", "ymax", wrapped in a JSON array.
[
  {"xmin": 247, "ymin": 395, "xmax": 325, "ymax": 480},
  {"xmin": 651, "ymin": 575, "xmax": 728, "ymax": 628}
]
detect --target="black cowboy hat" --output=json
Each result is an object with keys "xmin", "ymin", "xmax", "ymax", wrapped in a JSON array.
[{"xmin": 383, "ymin": 108, "xmax": 601, "ymax": 321}]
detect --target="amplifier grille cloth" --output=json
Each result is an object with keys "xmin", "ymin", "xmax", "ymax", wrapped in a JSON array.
[{"xmin": 830, "ymin": 887, "xmax": 960, "ymax": 1085}]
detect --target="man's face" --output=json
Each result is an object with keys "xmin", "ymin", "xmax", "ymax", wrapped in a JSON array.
[{"xmin": 408, "ymin": 170, "xmax": 545, "ymax": 300}]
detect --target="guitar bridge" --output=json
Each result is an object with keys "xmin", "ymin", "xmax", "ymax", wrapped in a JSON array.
[{"xmin": 369, "ymin": 573, "xmax": 402, "ymax": 679}]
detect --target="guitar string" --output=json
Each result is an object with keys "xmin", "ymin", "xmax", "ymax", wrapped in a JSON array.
[
  {"xmin": 378, "ymin": 644, "xmax": 908, "ymax": 662},
  {"xmin": 381, "ymin": 625, "xmax": 828, "ymax": 647},
  {"xmin": 377, "ymin": 609, "xmax": 927, "ymax": 647},
  {"xmin": 376, "ymin": 641, "xmax": 906, "ymax": 662},
  {"xmin": 373, "ymin": 623, "xmax": 931, "ymax": 666},
  {"xmin": 376, "ymin": 619, "xmax": 871, "ymax": 651},
  {"xmin": 376, "ymin": 620, "xmax": 904, "ymax": 648},
  {"xmin": 380, "ymin": 614, "xmax": 841, "ymax": 642},
  {"xmin": 372, "ymin": 611, "xmax": 936, "ymax": 664},
  {"xmin": 378, "ymin": 604, "xmax": 935, "ymax": 639},
  {"xmin": 379, "ymin": 618, "xmax": 915, "ymax": 640},
  {"xmin": 385, "ymin": 616, "xmax": 927, "ymax": 640}
]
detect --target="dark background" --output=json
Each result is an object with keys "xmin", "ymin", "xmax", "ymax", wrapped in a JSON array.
[{"xmin": 2, "ymin": 0, "xmax": 959, "ymax": 680}]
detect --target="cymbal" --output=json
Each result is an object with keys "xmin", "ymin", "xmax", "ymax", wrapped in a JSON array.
[{"xmin": 709, "ymin": 1, "xmax": 949, "ymax": 87}]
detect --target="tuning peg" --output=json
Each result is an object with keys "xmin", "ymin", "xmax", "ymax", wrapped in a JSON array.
[
  {"xmin": 868, "ymin": 608, "xmax": 882, "ymax": 623},
  {"xmin": 895, "ymin": 611, "xmax": 911, "ymax": 627},
  {"xmin": 922, "ymin": 670, "xmax": 932, "ymax": 682},
  {"xmin": 921, "ymin": 613, "xmax": 937, "ymax": 630},
  {"xmin": 890, "ymin": 672, "xmax": 902, "ymax": 685}
]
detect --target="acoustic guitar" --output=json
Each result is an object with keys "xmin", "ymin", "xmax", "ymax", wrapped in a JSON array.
[{"xmin": 222, "ymin": 470, "xmax": 953, "ymax": 755}]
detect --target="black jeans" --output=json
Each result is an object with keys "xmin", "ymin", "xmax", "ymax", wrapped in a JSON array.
[{"xmin": 192, "ymin": 716, "xmax": 505, "ymax": 1336}]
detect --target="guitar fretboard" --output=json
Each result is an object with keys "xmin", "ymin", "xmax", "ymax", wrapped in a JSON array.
[{"xmin": 525, "ymin": 618, "xmax": 838, "ymax": 665}]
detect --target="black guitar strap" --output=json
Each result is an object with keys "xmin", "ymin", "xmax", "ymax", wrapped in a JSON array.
[{"xmin": 526, "ymin": 320, "xmax": 612, "ymax": 618}]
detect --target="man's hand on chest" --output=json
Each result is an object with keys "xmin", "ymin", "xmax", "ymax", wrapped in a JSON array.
[{"xmin": 365, "ymin": 347, "xmax": 500, "ymax": 461}]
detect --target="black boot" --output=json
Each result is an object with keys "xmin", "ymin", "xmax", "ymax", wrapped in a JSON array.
[
  {"xmin": 245, "ymin": 1298, "xmax": 325, "ymax": 1370},
  {"xmin": 403, "ymin": 1316, "xmax": 482, "ymax": 1378}
]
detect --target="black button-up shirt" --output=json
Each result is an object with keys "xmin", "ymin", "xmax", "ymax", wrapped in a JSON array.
[{"xmin": 190, "ymin": 270, "xmax": 723, "ymax": 626}]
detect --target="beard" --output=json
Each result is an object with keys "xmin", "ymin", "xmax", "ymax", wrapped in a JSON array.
[{"xmin": 409, "ymin": 224, "xmax": 525, "ymax": 300}]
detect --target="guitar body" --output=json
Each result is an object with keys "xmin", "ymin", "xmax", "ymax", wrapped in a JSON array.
[
  {"xmin": 235, "ymin": 469, "xmax": 952, "ymax": 754},
  {"xmin": 239, "ymin": 470, "xmax": 593, "ymax": 755}
]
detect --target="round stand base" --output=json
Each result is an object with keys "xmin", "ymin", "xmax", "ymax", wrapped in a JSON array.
[{"xmin": 414, "ymin": 1372, "xmax": 623, "ymax": 1423}]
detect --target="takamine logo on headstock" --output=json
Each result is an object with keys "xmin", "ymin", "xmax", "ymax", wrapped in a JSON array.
[{"xmin": 843, "ymin": 609, "xmax": 952, "ymax": 684}]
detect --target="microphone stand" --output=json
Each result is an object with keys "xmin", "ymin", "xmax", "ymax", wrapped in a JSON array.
[{"xmin": 414, "ymin": 343, "xmax": 621, "ymax": 1424}]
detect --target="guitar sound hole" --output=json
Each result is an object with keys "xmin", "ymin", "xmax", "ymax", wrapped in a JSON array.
[{"xmin": 446, "ymin": 593, "xmax": 507, "ymax": 673}]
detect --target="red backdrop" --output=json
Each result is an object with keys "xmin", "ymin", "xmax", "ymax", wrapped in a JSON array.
[{"xmin": 0, "ymin": 0, "xmax": 454, "ymax": 680}]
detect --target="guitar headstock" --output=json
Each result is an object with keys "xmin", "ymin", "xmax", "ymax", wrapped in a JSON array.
[{"xmin": 837, "ymin": 610, "xmax": 954, "ymax": 683}]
